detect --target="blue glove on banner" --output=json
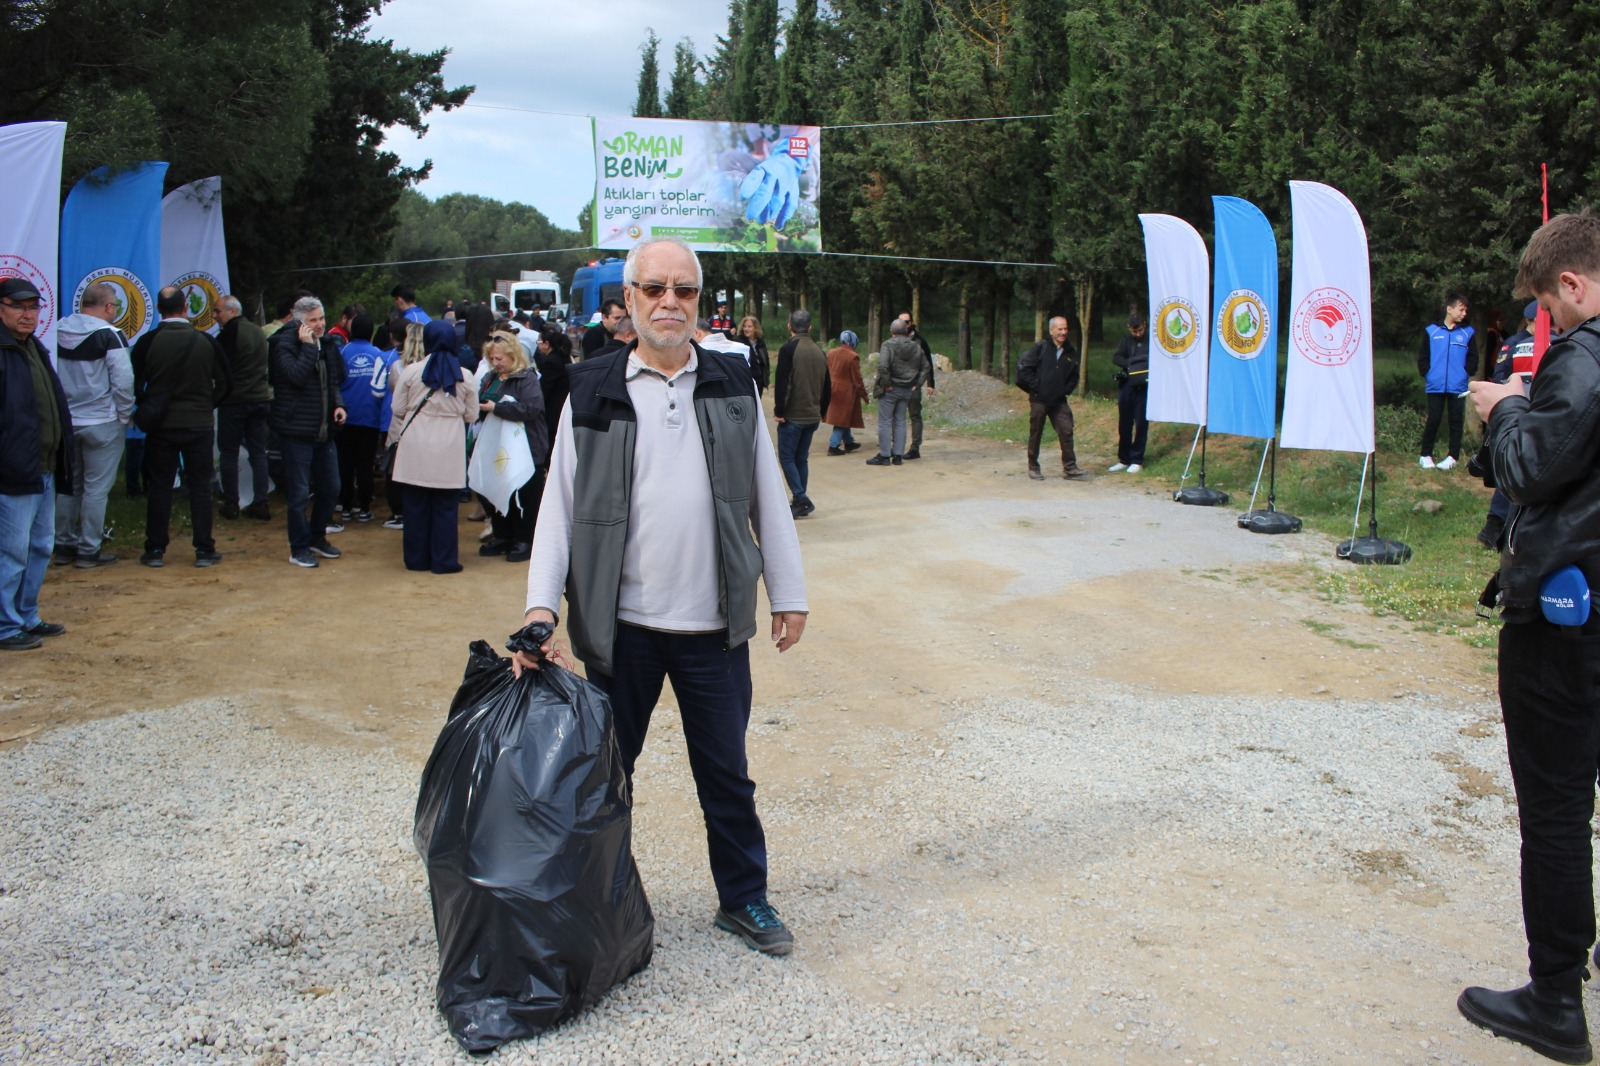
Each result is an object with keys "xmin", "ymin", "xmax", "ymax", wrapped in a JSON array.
[{"xmin": 738, "ymin": 150, "xmax": 804, "ymax": 228}]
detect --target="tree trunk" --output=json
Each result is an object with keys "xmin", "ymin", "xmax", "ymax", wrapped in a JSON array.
[
  {"xmin": 741, "ymin": 276, "xmax": 755, "ymax": 321},
  {"xmin": 816, "ymin": 288, "xmax": 831, "ymax": 345},
  {"xmin": 998, "ymin": 290, "xmax": 1012, "ymax": 384},
  {"xmin": 1075, "ymin": 274, "xmax": 1096, "ymax": 394},
  {"xmin": 958, "ymin": 284, "xmax": 971, "ymax": 370},
  {"xmin": 981, "ymin": 290, "xmax": 996, "ymax": 377},
  {"xmin": 868, "ymin": 289, "xmax": 883, "ymax": 353},
  {"xmin": 911, "ymin": 281, "xmax": 922, "ymax": 330}
]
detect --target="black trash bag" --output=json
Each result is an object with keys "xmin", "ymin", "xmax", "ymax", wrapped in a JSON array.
[{"xmin": 414, "ymin": 639, "xmax": 654, "ymax": 1054}]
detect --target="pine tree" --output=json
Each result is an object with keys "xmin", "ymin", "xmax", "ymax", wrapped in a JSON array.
[
  {"xmin": 664, "ymin": 39, "xmax": 701, "ymax": 118},
  {"xmin": 634, "ymin": 29, "xmax": 663, "ymax": 118}
]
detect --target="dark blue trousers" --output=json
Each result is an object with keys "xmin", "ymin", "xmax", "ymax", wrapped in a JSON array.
[
  {"xmin": 401, "ymin": 484, "xmax": 460, "ymax": 572},
  {"xmin": 589, "ymin": 622, "xmax": 767, "ymax": 909}
]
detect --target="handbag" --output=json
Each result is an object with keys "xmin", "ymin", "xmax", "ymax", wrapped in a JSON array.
[{"xmin": 378, "ymin": 388, "xmax": 435, "ymax": 478}]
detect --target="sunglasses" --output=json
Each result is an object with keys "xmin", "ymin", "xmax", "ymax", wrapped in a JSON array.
[{"xmin": 629, "ymin": 282, "xmax": 701, "ymax": 301}]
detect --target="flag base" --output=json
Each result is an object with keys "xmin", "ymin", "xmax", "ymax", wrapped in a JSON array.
[
  {"xmin": 1174, "ymin": 486, "xmax": 1230, "ymax": 506},
  {"xmin": 1238, "ymin": 509, "xmax": 1302, "ymax": 534},
  {"xmin": 1336, "ymin": 536, "xmax": 1412, "ymax": 565}
]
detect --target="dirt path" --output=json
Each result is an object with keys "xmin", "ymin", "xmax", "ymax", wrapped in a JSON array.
[{"xmin": 4, "ymin": 411, "xmax": 1520, "ymax": 1063}]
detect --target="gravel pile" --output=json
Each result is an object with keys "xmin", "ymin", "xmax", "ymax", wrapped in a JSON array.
[{"xmin": 0, "ymin": 672, "xmax": 1519, "ymax": 1063}]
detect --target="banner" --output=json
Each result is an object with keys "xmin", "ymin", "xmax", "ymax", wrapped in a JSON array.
[
  {"xmin": 0, "ymin": 122, "xmax": 67, "ymax": 355},
  {"xmin": 592, "ymin": 117, "xmax": 821, "ymax": 253},
  {"xmin": 1139, "ymin": 213, "xmax": 1210, "ymax": 426},
  {"xmin": 1280, "ymin": 181, "xmax": 1374, "ymax": 454},
  {"xmin": 60, "ymin": 161, "xmax": 169, "ymax": 343},
  {"xmin": 1208, "ymin": 196, "xmax": 1279, "ymax": 440},
  {"xmin": 160, "ymin": 176, "xmax": 229, "ymax": 335}
]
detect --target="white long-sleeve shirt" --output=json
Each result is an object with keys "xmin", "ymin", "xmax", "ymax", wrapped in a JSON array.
[{"xmin": 526, "ymin": 350, "xmax": 808, "ymax": 630}]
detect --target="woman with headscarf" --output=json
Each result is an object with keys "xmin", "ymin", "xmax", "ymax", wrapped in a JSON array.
[
  {"xmin": 534, "ymin": 325, "xmax": 572, "ymax": 447},
  {"xmin": 825, "ymin": 330, "xmax": 868, "ymax": 454},
  {"xmin": 475, "ymin": 332, "xmax": 550, "ymax": 563},
  {"xmin": 389, "ymin": 319, "xmax": 478, "ymax": 573}
]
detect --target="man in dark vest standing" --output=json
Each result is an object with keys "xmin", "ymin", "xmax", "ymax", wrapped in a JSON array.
[
  {"xmin": 772, "ymin": 308, "xmax": 831, "ymax": 518},
  {"xmin": 514, "ymin": 236, "xmax": 809, "ymax": 956}
]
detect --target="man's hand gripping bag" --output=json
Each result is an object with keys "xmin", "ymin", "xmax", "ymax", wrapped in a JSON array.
[{"xmin": 413, "ymin": 640, "xmax": 654, "ymax": 1053}]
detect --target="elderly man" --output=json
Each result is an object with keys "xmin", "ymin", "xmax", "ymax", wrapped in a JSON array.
[
  {"xmin": 0, "ymin": 278, "xmax": 72, "ymax": 649},
  {"xmin": 215, "ymin": 294, "xmax": 273, "ymax": 520},
  {"xmin": 53, "ymin": 281, "xmax": 134, "ymax": 568},
  {"xmin": 514, "ymin": 236, "xmax": 809, "ymax": 956},
  {"xmin": 130, "ymin": 286, "xmax": 231, "ymax": 568},
  {"xmin": 895, "ymin": 312, "xmax": 935, "ymax": 460},
  {"xmin": 270, "ymin": 296, "xmax": 347, "ymax": 568},
  {"xmin": 1017, "ymin": 315, "xmax": 1090, "ymax": 481}
]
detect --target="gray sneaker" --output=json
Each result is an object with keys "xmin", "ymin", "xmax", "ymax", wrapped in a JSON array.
[
  {"xmin": 289, "ymin": 550, "xmax": 319, "ymax": 568},
  {"xmin": 714, "ymin": 898, "xmax": 794, "ymax": 956},
  {"xmin": 308, "ymin": 540, "xmax": 342, "ymax": 559},
  {"xmin": 74, "ymin": 550, "xmax": 119, "ymax": 569}
]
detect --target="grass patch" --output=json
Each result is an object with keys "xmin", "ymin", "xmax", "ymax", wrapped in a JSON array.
[{"xmin": 930, "ymin": 388, "xmax": 1500, "ymax": 655}]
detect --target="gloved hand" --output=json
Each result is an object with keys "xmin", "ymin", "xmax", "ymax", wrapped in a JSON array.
[{"xmin": 738, "ymin": 150, "xmax": 805, "ymax": 229}]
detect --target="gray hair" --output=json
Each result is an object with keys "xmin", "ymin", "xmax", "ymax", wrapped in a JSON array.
[
  {"xmin": 615, "ymin": 316, "xmax": 636, "ymax": 337},
  {"xmin": 694, "ymin": 317, "xmax": 712, "ymax": 333},
  {"xmin": 789, "ymin": 309, "xmax": 811, "ymax": 334},
  {"xmin": 889, "ymin": 318, "xmax": 909, "ymax": 336},
  {"xmin": 291, "ymin": 295, "xmax": 323, "ymax": 321},
  {"xmin": 79, "ymin": 282, "xmax": 116, "ymax": 310},
  {"xmin": 622, "ymin": 236, "xmax": 703, "ymax": 288},
  {"xmin": 218, "ymin": 295, "xmax": 243, "ymax": 316}
]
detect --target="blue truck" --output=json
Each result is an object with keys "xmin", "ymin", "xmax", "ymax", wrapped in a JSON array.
[{"xmin": 568, "ymin": 258, "xmax": 626, "ymax": 324}]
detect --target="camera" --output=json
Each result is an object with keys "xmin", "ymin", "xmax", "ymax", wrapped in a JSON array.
[{"xmin": 1467, "ymin": 440, "xmax": 1495, "ymax": 487}]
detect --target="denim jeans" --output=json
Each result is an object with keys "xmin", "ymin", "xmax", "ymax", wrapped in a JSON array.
[
  {"xmin": 877, "ymin": 387, "xmax": 912, "ymax": 458},
  {"xmin": 280, "ymin": 436, "xmax": 340, "ymax": 552},
  {"xmin": 0, "ymin": 474, "xmax": 54, "ymax": 640},
  {"xmin": 588, "ymin": 622, "xmax": 767, "ymax": 909},
  {"xmin": 828, "ymin": 426, "xmax": 857, "ymax": 448},
  {"xmin": 217, "ymin": 402, "xmax": 271, "ymax": 508},
  {"xmin": 145, "ymin": 427, "xmax": 216, "ymax": 553},
  {"xmin": 55, "ymin": 420, "xmax": 124, "ymax": 555},
  {"xmin": 775, "ymin": 420, "xmax": 819, "ymax": 500}
]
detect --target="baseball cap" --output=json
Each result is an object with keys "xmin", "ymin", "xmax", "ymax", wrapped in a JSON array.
[
  {"xmin": 1524, "ymin": 300, "xmax": 1539, "ymax": 321},
  {"xmin": 0, "ymin": 278, "xmax": 42, "ymax": 302}
]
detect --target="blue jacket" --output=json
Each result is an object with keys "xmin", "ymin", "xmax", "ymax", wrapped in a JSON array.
[
  {"xmin": 339, "ymin": 339, "xmax": 387, "ymax": 429},
  {"xmin": 370, "ymin": 347, "xmax": 400, "ymax": 432},
  {"xmin": 0, "ymin": 332, "xmax": 74, "ymax": 495},
  {"xmin": 1418, "ymin": 323, "xmax": 1477, "ymax": 394}
]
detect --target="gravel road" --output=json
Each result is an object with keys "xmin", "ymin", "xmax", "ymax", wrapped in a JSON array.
[{"xmin": 0, "ymin": 421, "xmax": 1542, "ymax": 1065}]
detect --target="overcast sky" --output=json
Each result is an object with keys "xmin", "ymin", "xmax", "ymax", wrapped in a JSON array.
[{"xmin": 370, "ymin": 1, "xmax": 739, "ymax": 231}]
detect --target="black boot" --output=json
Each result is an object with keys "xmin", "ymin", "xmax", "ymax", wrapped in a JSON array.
[
  {"xmin": 1477, "ymin": 513, "xmax": 1506, "ymax": 550},
  {"xmin": 505, "ymin": 542, "xmax": 531, "ymax": 563},
  {"xmin": 478, "ymin": 538, "xmax": 512, "ymax": 557},
  {"xmin": 1458, "ymin": 979, "xmax": 1592, "ymax": 1064}
]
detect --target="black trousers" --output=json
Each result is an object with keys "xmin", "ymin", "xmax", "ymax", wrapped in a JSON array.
[
  {"xmin": 144, "ymin": 426, "xmax": 215, "ymax": 553},
  {"xmin": 488, "ymin": 472, "xmax": 543, "ymax": 545},
  {"xmin": 337, "ymin": 425, "xmax": 381, "ymax": 511},
  {"xmin": 1420, "ymin": 392, "xmax": 1466, "ymax": 460},
  {"xmin": 1117, "ymin": 379, "xmax": 1149, "ymax": 464},
  {"xmin": 216, "ymin": 402, "xmax": 270, "ymax": 507},
  {"xmin": 1027, "ymin": 400, "xmax": 1078, "ymax": 471},
  {"xmin": 1500, "ymin": 618, "xmax": 1600, "ymax": 982}
]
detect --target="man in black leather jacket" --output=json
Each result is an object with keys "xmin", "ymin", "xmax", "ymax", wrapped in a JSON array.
[{"xmin": 1459, "ymin": 212, "xmax": 1600, "ymax": 1065}]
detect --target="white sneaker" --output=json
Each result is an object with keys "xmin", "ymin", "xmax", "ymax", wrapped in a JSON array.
[
  {"xmin": 1127, "ymin": 463, "xmax": 1143, "ymax": 474},
  {"xmin": 324, "ymin": 522, "xmax": 345, "ymax": 534},
  {"xmin": 1108, "ymin": 462, "xmax": 1128, "ymax": 472},
  {"xmin": 1419, "ymin": 456, "xmax": 1435, "ymax": 469},
  {"xmin": 1437, "ymin": 456, "xmax": 1457, "ymax": 470}
]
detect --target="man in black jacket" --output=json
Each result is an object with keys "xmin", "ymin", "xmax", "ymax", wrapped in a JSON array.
[
  {"xmin": 0, "ymin": 277, "xmax": 73, "ymax": 649},
  {"xmin": 215, "ymin": 295, "xmax": 273, "ymax": 520},
  {"xmin": 130, "ymin": 286, "xmax": 231, "ymax": 568},
  {"xmin": 1016, "ymin": 316, "xmax": 1089, "ymax": 481},
  {"xmin": 1109, "ymin": 312, "xmax": 1150, "ymax": 473},
  {"xmin": 895, "ymin": 312, "xmax": 935, "ymax": 460},
  {"xmin": 270, "ymin": 296, "xmax": 346, "ymax": 568},
  {"xmin": 1459, "ymin": 212, "xmax": 1600, "ymax": 1065}
]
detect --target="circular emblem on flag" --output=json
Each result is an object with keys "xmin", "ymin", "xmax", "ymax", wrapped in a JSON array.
[
  {"xmin": 1218, "ymin": 290, "xmax": 1269, "ymax": 359},
  {"xmin": 1291, "ymin": 287, "xmax": 1363, "ymax": 366},
  {"xmin": 173, "ymin": 271, "xmax": 223, "ymax": 333},
  {"xmin": 73, "ymin": 267, "xmax": 152, "ymax": 338},
  {"xmin": 0, "ymin": 254, "xmax": 56, "ymax": 338},
  {"xmin": 1155, "ymin": 298, "xmax": 1200, "ymax": 357}
]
